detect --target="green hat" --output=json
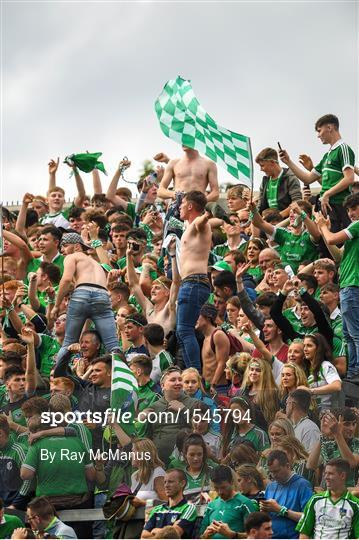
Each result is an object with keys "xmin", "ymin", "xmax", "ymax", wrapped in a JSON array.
[{"xmin": 211, "ymin": 260, "xmax": 232, "ymax": 272}]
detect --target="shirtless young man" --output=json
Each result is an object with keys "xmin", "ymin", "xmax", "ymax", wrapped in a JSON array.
[
  {"xmin": 126, "ymin": 237, "xmax": 180, "ymax": 336},
  {"xmin": 51, "ymin": 233, "xmax": 120, "ymax": 365},
  {"xmin": 158, "ymin": 146, "xmax": 219, "ymax": 202},
  {"xmin": 176, "ymin": 191, "xmax": 212, "ymax": 372},
  {"xmin": 196, "ymin": 304, "xmax": 230, "ymax": 396}
]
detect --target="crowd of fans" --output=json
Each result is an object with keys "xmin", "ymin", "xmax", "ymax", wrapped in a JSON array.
[{"xmin": 0, "ymin": 113, "xmax": 358, "ymax": 539}]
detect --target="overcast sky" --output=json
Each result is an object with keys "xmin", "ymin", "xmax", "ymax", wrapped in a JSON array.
[{"xmin": 2, "ymin": 0, "xmax": 358, "ymax": 203}]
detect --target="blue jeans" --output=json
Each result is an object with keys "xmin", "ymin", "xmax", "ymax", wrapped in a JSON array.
[
  {"xmin": 340, "ymin": 286, "xmax": 359, "ymax": 376},
  {"xmin": 176, "ymin": 277, "xmax": 210, "ymax": 372},
  {"xmin": 57, "ymin": 286, "xmax": 119, "ymax": 364}
]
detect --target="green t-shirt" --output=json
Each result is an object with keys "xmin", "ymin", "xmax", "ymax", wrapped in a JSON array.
[
  {"xmin": 319, "ymin": 437, "xmax": 359, "ymax": 487},
  {"xmin": 296, "ymin": 490, "xmax": 359, "ymax": 539},
  {"xmin": 246, "ymin": 265, "xmax": 263, "ymax": 284},
  {"xmin": 126, "ymin": 202, "xmax": 136, "ymax": 223},
  {"xmin": 283, "ymin": 307, "xmax": 303, "ymax": 334},
  {"xmin": 26, "ymin": 254, "xmax": 64, "ymax": 283},
  {"xmin": 273, "ymin": 227, "xmax": 317, "ymax": 273},
  {"xmin": 266, "ymin": 177, "xmax": 280, "ymax": 208},
  {"xmin": 0, "ymin": 514, "xmax": 24, "ymax": 539},
  {"xmin": 200, "ymin": 493, "xmax": 257, "ymax": 538},
  {"xmin": 340, "ymin": 221, "xmax": 359, "ymax": 288},
  {"xmin": 184, "ymin": 465, "xmax": 213, "ymax": 492},
  {"xmin": 23, "ymin": 436, "xmax": 92, "ymax": 497},
  {"xmin": 230, "ymin": 425, "xmax": 270, "ymax": 452},
  {"xmin": 37, "ymin": 334, "xmax": 61, "ymax": 377},
  {"xmin": 314, "ymin": 140, "xmax": 355, "ymax": 204}
]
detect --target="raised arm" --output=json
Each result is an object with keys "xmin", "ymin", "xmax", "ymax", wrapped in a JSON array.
[
  {"xmin": 86, "ymin": 222, "xmax": 111, "ymax": 266},
  {"xmin": 157, "ymin": 160, "xmax": 176, "ymax": 200},
  {"xmin": 279, "ymin": 150, "xmax": 321, "ymax": 185},
  {"xmin": 21, "ymin": 327, "xmax": 37, "ymax": 395},
  {"xmin": 206, "ymin": 161, "xmax": 219, "ymax": 202},
  {"xmin": 73, "ymin": 167, "xmax": 86, "ymax": 207},
  {"xmin": 315, "ymin": 216, "xmax": 343, "ymax": 262},
  {"xmin": 270, "ymin": 283, "xmax": 299, "ymax": 342},
  {"xmin": 106, "ymin": 159, "xmax": 132, "ymax": 209},
  {"xmin": 194, "ymin": 211, "xmax": 210, "ymax": 232},
  {"xmin": 48, "ymin": 157, "xmax": 59, "ymax": 191},
  {"xmin": 300, "ymin": 289, "xmax": 333, "ymax": 345},
  {"xmin": 236, "ymin": 263, "xmax": 265, "ymax": 330},
  {"xmin": 16, "ymin": 193, "xmax": 34, "ymax": 237},
  {"xmin": 126, "ymin": 247, "xmax": 150, "ymax": 311},
  {"xmin": 248, "ymin": 202, "xmax": 275, "ymax": 237},
  {"xmin": 243, "ymin": 323, "xmax": 272, "ymax": 363},
  {"xmin": 27, "ymin": 272, "xmax": 40, "ymax": 311},
  {"xmin": 3, "ymin": 229, "xmax": 32, "ymax": 264},
  {"xmin": 92, "ymin": 169, "xmax": 103, "ymax": 195}
]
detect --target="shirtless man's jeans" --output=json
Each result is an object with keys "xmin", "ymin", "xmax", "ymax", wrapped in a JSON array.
[
  {"xmin": 56, "ymin": 285, "xmax": 120, "ymax": 365},
  {"xmin": 176, "ymin": 275, "xmax": 210, "ymax": 372}
]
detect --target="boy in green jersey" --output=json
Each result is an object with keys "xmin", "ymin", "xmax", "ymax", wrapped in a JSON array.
[
  {"xmin": 279, "ymin": 113, "xmax": 355, "ymax": 231},
  {"xmin": 297, "ymin": 458, "xmax": 359, "ymax": 539},
  {"xmin": 318, "ymin": 192, "xmax": 359, "ymax": 377}
]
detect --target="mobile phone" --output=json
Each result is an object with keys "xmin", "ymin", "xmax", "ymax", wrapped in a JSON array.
[
  {"xmin": 131, "ymin": 242, "xmax": 140, "ymax": 252},
  {"xmin": 284, "ymin": 264, "xmax": 295, "ymax": 279},
  {"xmin": 277, "ymin": 141, "xmax": 282, "ymax": 151}
]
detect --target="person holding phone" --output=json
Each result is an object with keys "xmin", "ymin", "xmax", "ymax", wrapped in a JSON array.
[
  {"xmin": 278, "ymin": 114, "xmax": 355, "ymax": 232},
  {"xmin": 255, "ymin": 147, "xmax": 302, "ymax": 218}
]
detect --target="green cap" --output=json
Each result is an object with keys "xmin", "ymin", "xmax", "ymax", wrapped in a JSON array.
[{"xmin": 211, "ymin": 260, "xmax": 233, "ymax": 272}]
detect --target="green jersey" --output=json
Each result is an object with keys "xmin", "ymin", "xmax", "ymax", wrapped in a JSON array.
[
  {"xmin": 266, "ymin": 175, "xmax": 281, "ymax": 208},
  {"xmin": 283, "ymin": 307, "xmax": 303, "ymax": 334},
  {"xmin": 212, "ymin": 239, "xmax": 247, "ymax": 258},
  {"xmin": 200, "ymin": 493, "xmax": 257, "ymax": 538},
  {"xmin": 37, "ymin": 334, "xmax": 61, "ymax": 377},
  {"xmin": 26, "ymin": 253, "xmax": 64, "ymax": 283},
  {"xmin": 314, "ymin": 140, "xmax": 355, "ymax": 204},
  {"xmin": 320, "ymin": 436, "xmax": 359, "ymax": 487},
  {"xmin": 145, "ymin": 499, "xmax": 197, "ymax": 538},
  {"xmin": 184, "ymin": 465, "xmax": 213, "ymax": 492},
  {"xmin": 0, "ymin": 514, "xmax": 24, "ymax": 539},
  {"xmin": 308, "ymin": 361, "xmax": 341, "ymax": 410},
  {"xmin": 273, "ymin": 227, "xmax": 317, "ymax": 273},
  {"xmin": 151, "ymin": 350, "xmax": 174, "ymax": 383},
  {"xmin": 230, "ymin": 425, "xmax": 270, "ymax": 452},
  {"xmin": 246, "ymin": 265, "xmax": 263, "ymax": 284},
  {"xmin": 340, "ymin": 221, "xmax": 359, "ymax": 288},
  {"xmin": 126, "ymin": 202, "xmax": 136, "ymax": 223},
  {"xmin": 296, "ymin": 490, "xmax": 359, "ymax": 539},
  {"xmin": 23, "ymin": 436, "xmax": 92, "ymax": 497}
]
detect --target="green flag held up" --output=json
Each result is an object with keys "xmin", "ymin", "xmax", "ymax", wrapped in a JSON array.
[
  {"xmin": 64, "ymin": 152, "xmax": 107, "ymax": 175},
  {"xmin": 111, "ymin": 353, "xmax": 138, "ymax": 436},
  {"xmin": 155, "ymin": 76, "xmax": 253, "ymax": 186}
]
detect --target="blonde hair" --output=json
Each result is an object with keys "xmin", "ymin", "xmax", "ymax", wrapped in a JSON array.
[
  {"xmin": 132, "ymin": 438, "xmax": 164, "ymax": 484},
  {"xmin": 241, "ymin": 357, "xmax": 279, "ymax": 423},
  {"xmin": 279, "ymin": 362, "xmax": 309, "ymax": 400},
  {"xmin": 276, "ymin": 435, "xmax": 308, "ymax": 462},
  {"xmin": 268, "ymin": 418, "xmax": 295, "ymax": 439},
  {"xmin": 182, "ymin": 368, "xmax": 206, "ymax": 394}
]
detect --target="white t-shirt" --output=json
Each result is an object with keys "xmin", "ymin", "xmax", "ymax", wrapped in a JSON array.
[
  {"xmin": 131, "ymin": 466, "xmax": 165, "ymax": 500},
  {"xmin": 308, "ymin": 361, "xmax": 341, "ymax": 410}
]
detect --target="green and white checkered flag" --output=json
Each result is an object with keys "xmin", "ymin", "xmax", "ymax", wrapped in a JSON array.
[
  {"xmin": 155, "ymin": 76, "xmax": 253, "ymax": 186},
  {"xmin": 111, "ymin": 353, "xmax": 138, "ymax": 436}
]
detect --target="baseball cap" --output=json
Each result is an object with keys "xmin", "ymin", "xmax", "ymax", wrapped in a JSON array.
[
  {"xmin": 210, "ymin": 260, "xmax": 233, "ymax": 272},
  {"xmin": 61, "ymin": 232, "xmax": 90, "ymax": 250}
]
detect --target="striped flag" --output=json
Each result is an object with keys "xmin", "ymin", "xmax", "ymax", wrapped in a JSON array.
[
  {"xmin": 155, "ymin": 76, "xmax": 253, "ymax": 186},
  {"xmin": 111, "ymin": 353, "xmax": 138, "ymax": 436}
]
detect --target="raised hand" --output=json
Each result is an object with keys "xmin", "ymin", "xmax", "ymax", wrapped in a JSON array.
[
  {"xmin": 20, "ymin": 326, "xmax": 35, "ymax": 345},
  {"xmin": 23, "ymin": 193, "xmax": 34, "ymax": 205},
  {"xmin": 48, "ymin": 157, "xmax": 59, "ymax": 174},
  {"xmin": 153, "ymin": 152, "xmax": 170, "ymax": 163},
  {"xmin": 299, "ymin": 154, "xmax": 314, "ymax": 171},
  {"xmin": 68, "ymin": 343, "xmax": 81, "ymax": 354},
  {"xmin": 87, "ymin": 221, "xmax": 99, "ymax": 241},
  {"xmin": 278, "ymin": 148, "xmax": 290, "ymax": 165},
  {"xmin": 235, "ymin": 262, "xmax": 251, "ymax": 282}
]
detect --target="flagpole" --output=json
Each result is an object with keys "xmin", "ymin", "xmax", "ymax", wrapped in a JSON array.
[
  {"xmin": 247, "ymin": 137, "xmax": 254, "ymax": 204},
  {"xmin": 0, "ymin": 205, "xmax": 4, "ymax": 299}
]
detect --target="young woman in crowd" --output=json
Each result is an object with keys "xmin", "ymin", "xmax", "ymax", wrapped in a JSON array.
[
  {"xmin": 225, "ymin": 296, "xmax": 241, "ymax": 329},
  {"xmin": 182, "ymin": 368, "xmax": 220, "ymax": 433},
  {"xmin": 238, "ymin": 357, "xmax": 280, "ymax": 430},
  {"xmin": 287, "ymin": 340, "xmax": 307, "ymax": 373},
  {"xmin": 244, "ymin": 238, "xmax": 265, "ymax": 283},
  {"xmin": 279, "ymin": 362, "xmax": 309, "ymax": 409},
  {"xmin": 224, "ymin": 353, "xmax": 251, "ymax": 397},
  {"xmin": 236, "ymin": 464, "xmax": 266, "ymax": 503},
  {"xmin": 222, "ymin": 441, "xmax": 259, "ymax": 469},
  {"xmin": 300, "ymin": 334, "xmax": 342, "ymax": 410},
  {"xmin": 258, "ymin": 419, "xmax": 295, "ymax": 472},
  {"xmin": 181, "ymin": 434, "xmax": 215, "ymax": 496},
  {"xmin": 131, "ymin": 438, "xmax": 166, "ymax": 505},
  {"xmin": 222, "ymin": 397, "xmax": 269, "ymax": 456}
]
